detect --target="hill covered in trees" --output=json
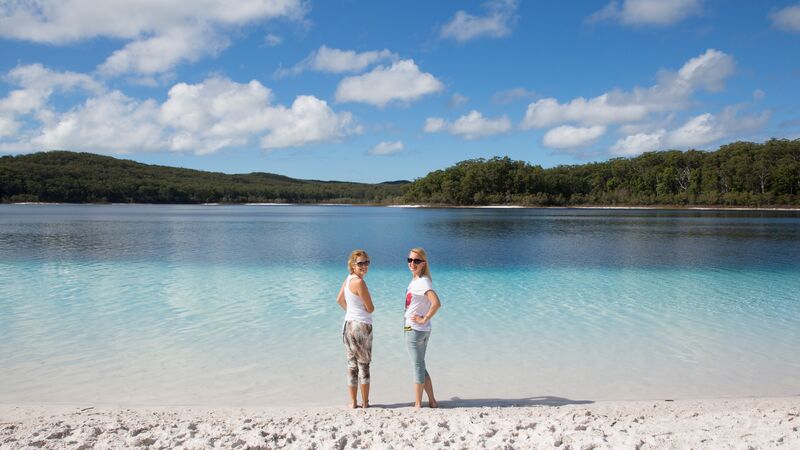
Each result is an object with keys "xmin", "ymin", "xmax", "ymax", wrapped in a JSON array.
[
  {"xmin": 2, "ymin": 139, "xmax": 799, "ymax": 207},
  {"xmin": 0, "ymin": 151, "xmax": 408, "ymax": 204},
  {"xmin": 404, "ymin": 139, "xmax": 800, "ymax": 207}
]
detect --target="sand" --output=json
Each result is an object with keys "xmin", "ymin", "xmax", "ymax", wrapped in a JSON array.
[{"xmin": 1, "ymin": 397, "xmax": 798, "ymax": 449}]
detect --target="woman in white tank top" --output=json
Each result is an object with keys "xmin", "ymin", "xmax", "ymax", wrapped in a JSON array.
[{"xmin": 336, "ymin": 249, "xmax": 375, "ymax": 408}]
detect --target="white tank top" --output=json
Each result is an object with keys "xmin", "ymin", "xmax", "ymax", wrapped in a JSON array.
[{"xmin": 344, "ymin": 274, "xmax": 372, "ymax": 324}]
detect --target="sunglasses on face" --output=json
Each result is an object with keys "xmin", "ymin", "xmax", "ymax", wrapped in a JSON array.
[
  {"xmin": 407, "ymin": 258, "xmax": 425, "ymax": 265},
  {"xmin": 355, "ymin": 260, "xmax": 370, "ymax": 267}
]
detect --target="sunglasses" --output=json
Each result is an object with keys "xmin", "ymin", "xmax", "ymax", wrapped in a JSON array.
[
  {"xmin": 407, "ymin": 258, "xmax": 425, "ymax": 265},
  {"xmin": 355, "ymin": 260, "xmax": 371, "ymax": 267}
]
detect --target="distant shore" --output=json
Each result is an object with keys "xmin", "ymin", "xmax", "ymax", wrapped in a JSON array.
[
  {"xmin": 2, "ymin": 396, "xmax": 797, "ymax": 449},
  {"xmin": 7, "ymin": 201, "xmax": 800, "ymax": 211}
]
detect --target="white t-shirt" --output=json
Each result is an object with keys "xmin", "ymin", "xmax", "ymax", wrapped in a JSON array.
[{"xmin": 404, "ymin": 276, "xmax": 434, "ymax": 332}]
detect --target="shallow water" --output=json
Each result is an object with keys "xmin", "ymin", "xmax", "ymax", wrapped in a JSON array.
[{"xmin": 1, "ymin": 204, "xmax": 799, "ymax": 406}]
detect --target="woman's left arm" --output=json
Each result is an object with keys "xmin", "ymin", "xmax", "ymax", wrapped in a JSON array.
[{"xmin": 415, "ymin": 290, "xmax": 441, "ymax": 324}]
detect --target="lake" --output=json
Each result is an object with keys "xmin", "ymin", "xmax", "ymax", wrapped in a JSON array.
[{"xmin": 1, "ymin": 204, "xmax": 799, "ymax": 406}]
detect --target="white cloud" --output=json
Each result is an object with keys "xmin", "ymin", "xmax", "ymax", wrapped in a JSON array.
[
  {"xmin": 424, "ymin": 118, "xmax": 446, "ymax": 133},
  {"xmin": 368, "ymin": 140, "xmax": 404, "ymax": 156},
  {"xmin": 543, "ymin": 125, "xmax": 606, "ymax": 149},
  {"xmin": 0, "ymin": 0, "xmax": 307, "ymax": 43},
  {"xmin": 771, "ymin": 4, "xmax": 800, "ymax": 33},
  {"xmin": 275, "ymin": 46, "xmax": 397, "ymax": 77},
  {"xmin": 32, "ymin": 91, "xmax": 166, "ymax": 153},
  {"xmin": 491, "ymin": 87, "xmax": 536, "ymax": 105},
  {"xmin": 523, "ymin": 96, "xmax": 648, "ymax": 128},
  {"xmin": 99, "ymin": 26, "xmax": 228, "ymax": 76},
  {"xmin": 259, "ymin": 96, "xmax": 361, "ymax": 149},
  {"xmin": 335, "ymin": 60, "xmax": 443, "ymax": 107},
  {"xmin": 5, "ymin": 64, "xmax": 103, "ymax": 93},
  {"xmin": 521, "ymin": 49, "xmax": 735, "ymax": 129},
  {"xmin": 666, "ymin": 108, "xmax": 769, "ymax": 149},
  {"xmin": 0, "ymin": 0, "xmax": 308, "ymax": 76},
  {"xmin": 1, "ymin": 67, "xmax": 360, "ymax": 155},
  {"xmin": 448, "ymin": 93, "xmax": 469, "ymax": 108},
  {"xmin": 610, "ymin": 131, "xmax": 666, "ymax": 156},
  {"xmin": 264, "ymin": 33, "xmax": 283, "ymax": 46},
  {"xmin": 609, "ymin": 107, "xmax": 770, "ymax": 155},
  {"xmin": 589, "ymin": 0, "xmax": 702, "ymax": 27},
  {"xmin": 424, "ymin": 111, "xmax": 511, "ymax": 140},
  {"xmin": 441, "ymin": 0, "xmax": 518, "ymax": 42},
  {"xmin": 665, "ymin": 113, "xmax": 721, "ymax": 148},
  {"xmin": 0, "ymin": 115, "xmax": 21, "ymax": 137},
  {"xmin": 0, "ymin": 64, "xmax": 105, "ymax": 139},
  {"xmin": 161, "ymin": 77, "xmax": 360, "ymax": 152}
]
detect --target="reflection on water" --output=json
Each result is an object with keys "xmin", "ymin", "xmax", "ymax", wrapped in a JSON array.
[{"xmin": 0, "ymin": 205, "xmax": 799, "ymax": 405}]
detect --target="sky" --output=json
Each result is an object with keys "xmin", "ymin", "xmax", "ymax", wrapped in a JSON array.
[{"xmin": 1, "ymin": 0, "xmax": 799, "ymax": 183}]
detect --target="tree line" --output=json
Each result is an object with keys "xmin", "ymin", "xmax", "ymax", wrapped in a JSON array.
[
  {"xmin": 403, "ymin": 139, "xmax": 800, "ymax": 207},
  {"xmin": 2, "ymin": 139, "xmax": 799, "ymax": 207},
  {"xmin": 0, "ymin": 151, "xmax": 408, "ymax": 204}
]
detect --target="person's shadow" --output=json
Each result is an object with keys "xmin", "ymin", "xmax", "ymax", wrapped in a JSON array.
[{"xmin": 371, "ymin": 396, "xmax": 593, "ymax": 409}]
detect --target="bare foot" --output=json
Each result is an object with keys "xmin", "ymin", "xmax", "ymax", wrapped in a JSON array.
[
  {"xmin": 349, "ymin": 403, "xmax": 358, "ymax": 409},
  {"xmin": 429, "ymin": 400, "xmax": 438, "ymax": 408},
  {"xmin": 413, "ymin": 403, "xmax": 422, "ymax": 410},
  {"xmin": 361, "ymin": 402, "xmax": 369, "ymax": 409}
]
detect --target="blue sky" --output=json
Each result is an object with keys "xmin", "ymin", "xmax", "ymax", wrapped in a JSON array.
[{"xmin": 1, "ymin": 0, "xmax": 799, "ymax": 183}]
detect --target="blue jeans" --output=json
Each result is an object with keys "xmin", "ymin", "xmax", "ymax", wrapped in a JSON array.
[{"xmin": 405, "ymin": 330, "xmax": 431, "ymax": 384}]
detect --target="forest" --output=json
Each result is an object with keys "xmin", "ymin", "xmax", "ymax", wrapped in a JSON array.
[
  {"xmin": 0, "ymin": 151, "xmax": 407, "ymax": 204},
  {"xmin": 404, "ymin": 139, "xmax": 800, "ymax": 207},
  {"xmin": 1, "ymin": 139, "xmax": 799, "ymax": 207}
]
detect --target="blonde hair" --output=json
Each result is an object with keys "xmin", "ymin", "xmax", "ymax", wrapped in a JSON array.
[
  {"xmin": 348, "ymin": 249, "xmax": 370, "ymax": 274},
  {"xmin": 409, "ymin": 247, "xmax": 432, "ymax": 279}
]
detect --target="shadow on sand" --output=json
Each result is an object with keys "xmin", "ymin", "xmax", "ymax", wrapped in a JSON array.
[{"xmin": 371, "ymin": 396, "xmax": 594, "ymax": 409}]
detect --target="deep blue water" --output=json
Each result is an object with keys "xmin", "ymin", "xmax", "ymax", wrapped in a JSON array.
[{"xmin": 1, "ymin": 204, "xmax": 799, "ymax": 406}]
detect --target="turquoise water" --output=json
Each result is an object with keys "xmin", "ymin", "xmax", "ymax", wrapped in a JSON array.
[{"xmin": 1, "ymin": 205, "xmax": 799, "ymax": 406}]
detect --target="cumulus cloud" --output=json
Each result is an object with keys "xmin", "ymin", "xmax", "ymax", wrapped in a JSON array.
[
  {"xmin": 491, "ymin": 87, "xmax": 537, "ymax": 105},
  {"xmin": 0, "ymin": 64, "xmax": 105, "ymax": 140},
  {"xmin": 523, "ymin": 96, "xmax": 648, "ymax": 128},
  {"xmin": 368, "ymin": 140, "xmax": 404, "ymax": 156},
  {"xmin": 424, "ymin": 111, "xmax": 511, "ymax": 140},
  {"xmin": 335, "ymin": 60, "xmax": 443, "ymax": 107},
  {"xmin": 0, "ymin": 66, "xmax": 360, "ymax": 155},
  {"xmin": 610, "ymin": 107, "xmax": 770, "ymax": 155},
  {"xmin": 610, "ymin": 131, "xmax": 666, "ymax": 156},
  {"xmin": 0, "ymin": 0, "xmax": 307, "ymax": 43},
  {"xmin": 275, "ymin": 46, "xmax": 397, "ymax": 78},
  {"xmin": 448, "ymin": 93, "xmax": 469, "ymax": 108},
  {"xmin": 99, "ymin": 26, "xmax": 228, "ymax": 76},
  {"xmin": 771, "ymin": 4, "xmax": 800, "ymax": 33},
  {"xmin": 441, "ymin": 0, "xmax": 518, "ymax": 42},
  {"xmin": 521, "ymin": 49, "xmax": 735, "ymax": 129},
  {"xmin": 259, "ymin": 96, "xmax": 361, "ymax": 150},
  {"xmin": 666, "ymin": 108, "xmax": 769, "ymax": 149},
  {"xmin": 543, "ymin": 125, "xmax": 606, "ymax": 149},
  {"xmin": 589, "ymin": 0, "xmax": 702, "ymax": 26},
  {"xmin": 32, "ymin": 91, "xmax": 166, "ymax": 153},
  {"xmin": 162, "ymin": 77, "xmax": 360, "ymax": 152},
  {"xmin": 423, "ymin": 118, "xmax": 446, "ymax": 133},
  {"xmin": 264, "ymin": 33, "xmax": 283, "ymax": 46},
  {"xmin": 0, "ymin": 0, "xmax": 308, "ymax": 76}
]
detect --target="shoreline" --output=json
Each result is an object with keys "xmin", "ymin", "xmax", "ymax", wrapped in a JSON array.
[
  {"xmin": 5, "ymin": 202, "xmax": 800, "ymax": 211},
  {"xmin": 2, "ymin": 396, "xmax": 797, "ymax": 449}
]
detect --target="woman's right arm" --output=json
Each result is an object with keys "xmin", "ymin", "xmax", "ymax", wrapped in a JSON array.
[{"xmin": 336, "ymin": 280, "xmax": 347, "ymax": 311}]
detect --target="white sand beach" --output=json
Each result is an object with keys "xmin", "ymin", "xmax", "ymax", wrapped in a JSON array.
[{"xmin": 2, "ymin": 396, "xmax": 797, "ymax": 449}]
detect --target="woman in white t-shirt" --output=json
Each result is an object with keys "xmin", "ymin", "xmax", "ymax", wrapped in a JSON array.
[
  {"xmin": 336, "ymin": 249, "xmax": 375, "ymax": 408},
  {"xmin": 404, "ymin": 247, "xmax": 441, "ymax": 409}
]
